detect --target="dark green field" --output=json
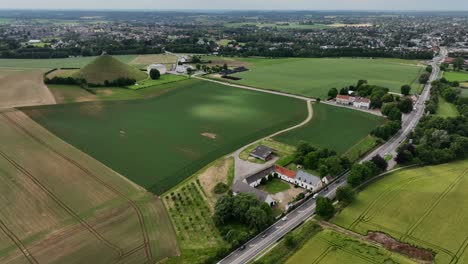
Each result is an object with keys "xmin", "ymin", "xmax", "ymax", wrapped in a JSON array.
[
  {"xmin": 275, "ymin": 103, "xmax": 385, "ymax": 154},
  {"xmin": 22, "ymin": 80, "xmax": 307, "ymax": 195}
]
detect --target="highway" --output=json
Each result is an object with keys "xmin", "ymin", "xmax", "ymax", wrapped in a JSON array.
[{"xmin": 218, "ymin": 48, "xmax": 447, "ymax": 264}]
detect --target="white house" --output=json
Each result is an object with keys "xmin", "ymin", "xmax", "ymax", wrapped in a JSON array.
[
  {"xmin": 353, "ymin": 97, "xmax": 371, "ymax": 109},
  {"xmin": 294, "ymin": 170, "xmax": 323, "ymax": 191},
  {"xmin": 147, "ymin": 64, "xmax": 167, "ymax": 75},
  {"xmin": 176, "ymin": 65, "xmax": 194, "ymax": 74}
]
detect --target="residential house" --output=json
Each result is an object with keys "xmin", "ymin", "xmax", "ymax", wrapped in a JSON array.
[
  {"xmin": 232, "ymin": 181, "xmax": 276, "ymax": 206},
  {"xmin": 353, "ymin": 97, "xmax": 371, "ymax": 109}
]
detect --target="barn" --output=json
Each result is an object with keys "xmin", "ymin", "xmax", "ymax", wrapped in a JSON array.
[{"xmin": 147, "ymin": 64, "xmax": 167, "ymax": 75}]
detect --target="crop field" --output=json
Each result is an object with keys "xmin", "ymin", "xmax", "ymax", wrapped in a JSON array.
[
  {"xmin": 22, "ymin": 80, "xmax": 308, "ymax": 195},
  {"xmin": 0, "ymin": 110, "xmax": 178, "ymax": 263},
  {"xmin": 129, "ymin": 54, "xmax": 178, "ymax": 69},
  {"xmin": 344, "ymin": 135, "xmax": 380, "ymax": 162},
  {"xmin": 0, "ymin": 55, "xmax": 137, "ymax": 69},
  {"xmin": 285, "ymin": 229, "xmax": 414, "ymax": 264},
  {"xmin": 444, "ymin": 71, "xmax": 468, "ymax": 82},
  {"xmin": 226, "ymin": 57, "xmax": 424, "ymax": 98},
  {"xmin": 0, "ymin": 68, "xmax": 55, "ymax": 109},
  {"xmin": 162, "ymin": 158, "xmax": 234, "ymax": 263},
  {"xmin": 333, "ymin": 160, "xmax": 468, "ymax": 264},
  {"xmin": 275, "ymin": 103, "xmax": 385, "ymax": 154},
  {"xmin": 128, "ymin": 74, "xmax": 187, "ymax": 90},
  {"xmin": 437, "ymin": 96, "xmax": 459, "ymax": 118}
]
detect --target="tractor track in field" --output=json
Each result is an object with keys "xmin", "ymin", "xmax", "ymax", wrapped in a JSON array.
[
  {"xmin": 0, "ymin": 112, "xmax": 154, "ymax": 263},
  {"xmin": 0, "ymin": 149, "xmax": 124, "ymax": 257},
  {"xmin": 0, "ymin": 219, "xmax": 39, "ymax": 264}
]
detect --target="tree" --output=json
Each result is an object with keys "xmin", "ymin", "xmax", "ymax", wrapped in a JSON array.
[
  {"xmin": 213, "ymin": 195, "xmax": 234, "ymax": 225},
  {"xmin": 328, "ymin": 88, "xmax": 338, "ymax": 99},
  {"xmin": 371, "ymin": 155, "xmax": 388, "ymax": 171},
  {"xmin": 149, "ymin": 69, "xmax": 161, "ymax": 80},
  {"xmin": 284, "ymin": 234, "xmax": 297, "ymax": 249},
  {"xmin": 245, "ymin": 207, "xmax": 270, "ymax": 230},
  {"xmin": 381, "ymin": 94, "xmax": 394, "ymax": 103},
  {"xmin": 213, "ymin": 182, "xmax": 229, "ymax": 194},
  {"xmin": 320, "ymin": 156, "xmax": 343, "ymax": 176},
  {"xmin": 440, "ymin": 62, "xmax": 449, "ymax": 71},
  {"xmin": 453, "ymin": 57, "xmax": 465, "ymax": 71},
  {"xmin": 186, "ymin": 67, "xmax": 194, "ymax": 77},
  {"xmin": 388, "ymin": 107, "xmax": 402, "ymax": 121},
  {"xmin": 316, "ymin": 197, "xmax": 335, "ymax": 220},
  {"xmin": 419, "ymin": 73, "xmax": 430, "ymax": 84},
  {"xmin": 223, "ymin": 63, "xmax": 228, "ymax": 71},
  {"xmin": 398, "ymin": 98, "xmax": 413, "ymax": 114},
  {"xmin": 336, "ymin": 186, "xmax": 356, "ymax": 205},
  {"xmin": 426, "ymin": 65, "xmax": 433, "ymax": 73},
  {"xmin": 401, "ymin": 85, "xmax": 411, "ymax": 96},
  {"xmin": 357, "ymin": 80, "xmax": 368, "ymax": 88}
]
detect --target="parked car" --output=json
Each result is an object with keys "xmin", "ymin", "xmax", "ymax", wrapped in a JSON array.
[{"xmin": 312, "ymin": 193, "xmax": 319, "ymax": 199}]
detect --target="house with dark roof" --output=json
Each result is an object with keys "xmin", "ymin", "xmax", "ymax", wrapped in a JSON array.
[
  {"xmin": 249, "ymin": 145, "xmax": 275, "ymax": 161},
  {"xmin": 295, "ymin": 170, "xmax": 323, "ymax": 191},
  {"xmin": 232, "ymin": 181, "xmax": 276, "ymax": 206},
  {"xmin": 245, "ymin": 166, "xmax": 275, "ymax": 187}
]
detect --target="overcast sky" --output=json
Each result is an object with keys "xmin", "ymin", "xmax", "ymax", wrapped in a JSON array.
[{"xmin": 0, "ymin": 0, "xmax": 467, "ymax": 11}]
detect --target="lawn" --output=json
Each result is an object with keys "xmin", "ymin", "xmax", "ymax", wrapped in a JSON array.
[
  {"xmin": 333, "ymin": 160, "xmax": 468, "ymax": 264},
  {"xmin": 444, "ymin": 71, "xmax": 468, "ymax": 82},
  {"xmin": 225, "ymin": 57, "xmax": 424, "ymax": 98},
  {"xmin": 437, "ymin": 96, "xmax": 459, "ymax": 118},
  {"xmin": 128, "ymin": 74, "xmax": 187, "ymax": 90},
  {"xmin": 0, "ymin": 110, "xmax": 178, "ymax": 263},
  {"xmin": 461, "ymin": 88, "xmax": 468, "ymax": 98},
  {"xmin": 344, "ymin": 135, "xmax": 380, "ymax": 162},
  {"xmin": 261, "ymin": 178, "xmax": 291, "ymax": 194},
  {"xmin": 274, "ymin": 103, "xmax": 385, "ymax": 154},
  {"xmin": 239, "ymin": 138, "xmax": 296, "ymax": 164},
  {"xmin": 22, "ymin": 79, "xmax": 308, "ymax": 195}
]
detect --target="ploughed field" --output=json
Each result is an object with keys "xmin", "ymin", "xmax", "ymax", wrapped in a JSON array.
[
  {"xmin": 22, "ymin": 80, "xmax": 308, "ymax": 195},
  {"xmin": 0, "ymin": 110, "xmax": 178, "ymax": 264},
  {"xmin": 274, "ymin": 103, "xmax": 385, "ymax": 154},
  {"xmin": 333, "ymin": 160, "xmax": 468, "ymax": 264},
  {"xmin": 229, "ymin": 57, "xmax": 424, "ymax": 98}
]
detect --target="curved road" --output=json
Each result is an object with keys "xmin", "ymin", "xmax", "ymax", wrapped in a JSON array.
[{"xmin": 218, "ymin": 49, "xmax": 447, "ymax": 264}]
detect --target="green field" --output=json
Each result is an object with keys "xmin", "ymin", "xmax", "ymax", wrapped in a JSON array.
[
  {"xmin": 333, "ymin": 160, "xmax": 468, "ymax": 264},
  {"xmin": 344, "ymin": 135, "xmax": 380, "ymax": 162},
  {"xmin": 437, "ymin": 96, "xmax": 459, "ymax": 118},
  {"xmin": 444, "ymin": 71, "xmax": 468, "ymax": 82},
  {"xmin": 0, "ymin": 55, "xmax": 137, "ymax": 69},
  {"xmin": 461, "ymin": 88, "xmax": 468, "ymax": 98},
  {"xmin": 275, "ymin": 103, "xmax": 385, "ymax": 154},
  {"xmin": 226, "ymin": 57, "xmax": 424, "ymax": 98},
  {"xmin": 224, "ymin": 22, "xmax": 331, "ymax": 29},
  {"xmin": 285, "ymin": 229, "xmax": 414, "ymax": 264},
  {"xmin": 128, "ymin": 74, "xmax": 187, "ymax": 90},
  {"xmin": 262, "ymin": 178, "xmax": 291, "ymax": 194},
  {"xmin": 22, "ymin": 80, "xmax": 308, "ymax": 195}
]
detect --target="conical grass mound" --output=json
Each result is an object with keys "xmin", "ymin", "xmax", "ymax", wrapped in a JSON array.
[{"xmin": 73, "ymin": 54, "xmax": 147, "ymax": 85}]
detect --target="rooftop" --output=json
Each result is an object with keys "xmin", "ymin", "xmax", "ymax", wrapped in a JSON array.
[{"xmin": 250, "ymin": 145, "xmax": 275, "ymax": 161}]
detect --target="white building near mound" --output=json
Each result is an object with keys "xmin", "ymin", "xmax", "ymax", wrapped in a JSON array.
[{"xmin": 147, "ymin": 64, "xmax": 167, "ymax": 75}]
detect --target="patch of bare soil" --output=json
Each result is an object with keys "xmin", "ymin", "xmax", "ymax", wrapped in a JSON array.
[
  {"xmin": 271, "ymin": 185, "xmax": 303, "ymax": 210},
  {"xmin": 367, "ymin": 232, "xmax": 434, "ymax": 262},
  {"xmin": 201, "ymin": 132, "xmax": 217, "ymax": 139},
  {"xmin": 198, "ymin": 158, "xmax": 232, "ymax": 208}
]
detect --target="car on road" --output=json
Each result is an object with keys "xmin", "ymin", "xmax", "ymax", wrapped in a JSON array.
[
  {"xmin": 312, "ymin": 193, "xmax": 319, "ymax": 199},
  {"xmin": 261, "ymin": 233, "xmax": 268, "ymax": 238},
  {"xmin": 282, "ymin": 216, "xmax": 288, "ymax": 221},
  {"xmin": 239, "ymin": 245, "xmax": 246, "ymax": 251}
]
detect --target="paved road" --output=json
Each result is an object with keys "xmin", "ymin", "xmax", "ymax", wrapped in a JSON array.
[{"xmin": 218, "ymin": 49, "xmax": 447, "ymax": 264}]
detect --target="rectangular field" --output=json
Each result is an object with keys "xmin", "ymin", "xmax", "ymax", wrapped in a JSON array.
[
  {"xmin": 285, "ymin": 229, "xmax": 414, "ymax": 264},
  {"xmin": 274, "ymin": 103, "xmax": 385, "ymax": 154},
  {"xmin": 436, "ymin": 96, "xmax": 459, "ymax": 118},
  {"xmin": 0, "ymin": 55, "xmax": 137, "ymax": 69},
  {"xmin": 227, "ymin": 57, "xmax": 424, "ymax": 98},
  {"xmin": 333, "ymin": 160, "xmax": 468, "ymax": 264},
  {"xmin": 0, "ymin": 110, "xmax": 178, "ymax": 264},
  {"xmin": 444, "ymin": 71, "xmax": 468, "ymax": 82},
  {"xmin": 22, "ymin": 80, "xmax": 308, "ymax": 195}
]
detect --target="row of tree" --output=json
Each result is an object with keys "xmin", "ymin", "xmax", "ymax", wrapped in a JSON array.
[{"xmin": 45, "ymin": 76, "xmax": 136, "ymax": 87}]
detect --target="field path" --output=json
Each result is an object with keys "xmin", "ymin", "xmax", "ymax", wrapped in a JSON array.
[{"xmin": 231, "ymin": 100, "xmax": 313, "ymax": 182}]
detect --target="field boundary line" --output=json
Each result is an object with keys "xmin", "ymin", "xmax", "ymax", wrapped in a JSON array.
[
  {"xmin": 0, "ymin": 219, "xmax": 39, "ymax": 264},
  {"xmin": 311, "ymin": 245, "xmax": 335, "ymax": 264},
  {"xmin": 318, "ymin": 237, "xmax": 380, "ymax": 264},
  {"xmin": 1, "ymin": 112, "xmax": 154, "ymax": 262},
  {"xmin": 0, "ymin": 149, "xmax": 124, "ymax": 257}
]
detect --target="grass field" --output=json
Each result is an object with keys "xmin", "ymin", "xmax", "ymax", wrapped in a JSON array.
[
  {"xmin": 333, "ymin": 160, "xmax": 468, "ymax": 264},
  {"xmin": 285, "ymin": 229, "xmax": 414, "ymax": 264},
  {"xmin": 444, "ymin": 71, "xmax": 468, "ymax": 82},
  {"xmin": 222, "ymin": 57, "xmax": 424, "ymax": 98},
  {"xmin": 239, "ymin": 138, "xmax": 296, "ymax": 164},
  {"xmin": 129, "ymin": 54, "xmax": 178, "ymax": 69},
  {"xmin": 461, "ymin": 88, "xmax": 468, "ymax": 98},
  {"xmin": 261, "ymin": 178, "xmax": 291, "ymax": 194},
  {"xmin": 0, "ymin": 110, "xmax": 178, "ymax": 263},
  {"xmin": 344, "ymin": 135, "xmax": 380, "ymax": 162},
  {"xmin": 437, "ymin": 96, "xmax": 459, "ymax": 118},
  {"xmin": 22, "ymin": 79, "xmax": 308, "ymax": 195},
  {"xmin": 0, "ymin": 55, "xmax": 137, "ymax": 69},
  {"xmin": 275, "ymin": 103, "xmax": 385, "ymax": 154},
  {"xmin": 128, "ymin": 75, "xmax": 187, "ymax": 90},
  {"xmin": 0, "ymin": 68, "xmax": 55, "ymax": 108}
]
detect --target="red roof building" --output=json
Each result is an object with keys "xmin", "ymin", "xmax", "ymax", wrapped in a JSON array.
[{"xmin": 275, "ymin": 165, "xmax": 296, "ymax": 179}]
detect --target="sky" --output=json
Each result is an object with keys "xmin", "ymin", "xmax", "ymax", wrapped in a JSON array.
[{"xmin": 0, "ymin": 0, "xmax": 467, "ymax": 11}]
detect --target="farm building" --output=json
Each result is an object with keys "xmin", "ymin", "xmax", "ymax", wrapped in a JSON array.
[
  {"xmin": 147, "ymin": 64, "xmax": 167, "ymax": 75},
  {"xmin": 176, "ymin": 65, "xmax": 194, "ymax": 74},
  {"xmin": 232, "ymin": 181, "xmax": 276, "ymax": 206},
  {"xmin": 249, "ymin": 145, "xmax": 275, "ymax": 161},
  {"xmin": 336, "ymin": 95, "xmax": 370, "ymax": 110}
]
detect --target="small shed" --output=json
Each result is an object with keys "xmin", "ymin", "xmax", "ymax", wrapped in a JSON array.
[
  {"xmin": 249, "ymin": 145, "xmax": 275, "ymax": 161},
  {"xmin": 147, "ymin": 64, "xmax": 167, "ymax": 75}
]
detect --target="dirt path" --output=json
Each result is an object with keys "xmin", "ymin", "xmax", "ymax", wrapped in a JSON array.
[
  {"xmin": 0, "ymin": 69, "xmax": 56, "ymax": 109},
  {"xmin": 232, "ymin": 100, "xmax": 313, "ymax": 182}
]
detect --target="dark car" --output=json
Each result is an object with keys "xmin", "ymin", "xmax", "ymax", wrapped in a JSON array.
[{"xmin": 240, "ymin": 245, "xmax": 246, "ymax": 251}]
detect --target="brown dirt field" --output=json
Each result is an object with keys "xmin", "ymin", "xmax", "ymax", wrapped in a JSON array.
[
  {"xmin": 48, "ymin": 85, "xmax": 97, "ymax": 104},
  {"xmin": 0, "ymin": 69, "xmax": 56, "ymax": 109},
  {"xmin": 368, "ymin": 232, "xmax": 434, "ymax": 262},
  {"xmin": 198, "ymin": 158, "xmax": 234, "ymax": 208},
  {"xmin": 46, "ymin": 69, "xmax": 78, "ymax": 78},
  {"xmin": 0, "ymin": 110, "xmax": 178, "ymax": 263},
  {"xmin": 201, "ymin": 132, "xmax": 217, "ymax": 139},
  {"xmin": 129, "ymin": 54, "xmax": 178, "ymax": 67}
]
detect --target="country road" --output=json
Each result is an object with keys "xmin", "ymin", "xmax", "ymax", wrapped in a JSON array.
[{"xmin": 218, "ymin": 48, "xmax": 447, "ymax": 264}]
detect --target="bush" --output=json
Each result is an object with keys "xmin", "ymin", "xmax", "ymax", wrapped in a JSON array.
[
  {"xmin": 213, "ymin": 182, "xmax": 229, "ymax": 194},
  {"xmin": 150, "ymin": 68, "xmax": 161, "ymax": 80}
]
